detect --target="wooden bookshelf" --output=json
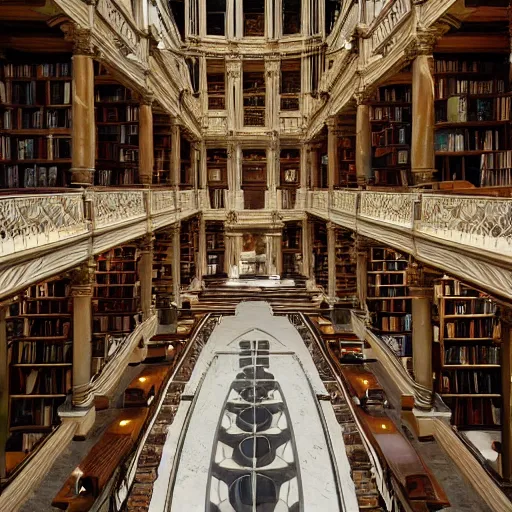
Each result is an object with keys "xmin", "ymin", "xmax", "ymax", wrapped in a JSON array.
[
  {"xmin": 280, "ymin": 60, "xmax": 301, "ymax": 111},
  {"xmin": 205, "ymin": 221, "xmax": 225, "ymax": 276},
  {"xmin": 312, "ymin": 221, "xmax": 328, "ymax": 291},
  {"xmin": 179, "ymin": 135, "xmax": 192, "ymax": 188},
  {"xmin": 153, "ymin": 112, "xmax": 172, "ymax": 185},
  {"xmin": 434, "ymin": 54, "xmax": 511, "ymax": 186},
  {"xmin": 282, "ymin": 221, "xmax": 302, "ymax": 275},
  {"xmin": 180, "ymin": 217, "xmax": 199, "ymax": 287},
  {"xmin": 435, "ymin": 277, "xmax": 502, "ymax": 428},
  {"xmin": 243, "ymin": 0, "xmax": 264, "ymax": 36},
  {"xmin": 367, "ymin": 247, "xmax": 412, "ymax": 361},
  {"xmin": 279, "ymin": 148, "xmax": 299, "ymax": 209},
  {"xmin": 369, "ymin": 85, "xmax": 412, "ymax": 186},
  {"xmin": 6, "ymin": 277, "xmax": 72, "ymax": 470},
  {"xmin": 242, "ymin": 148, "xmax": 266, "ymax": 209},
  {"xmin": 152, "ymin": 229, "xmax": 174, "ymax": 306},
  {"xmin": 206, "ymin": 59, "xmax": 225, "ymax": 110},
  {"xmin": 0, "ymin": 55, "xmax": 72, "ymax": 189},
  {"xmin": 243, "ymin": 62, "xmax": 265, "ymax": 126},
  {"xmin": 335, "ymin": 227, "xmax": 356, "ymax": 300},
  {"xmin": 94, "ymin": 80, "xmax": 139, "ymax": 186},
  {"xmin": 92, "ymin": 245, "xmax": 141, "ymax": 375},
  {"xmin": 337, "ymin": 136, "xmax": 357, "ymax": 187},
  {"xmin": 207, "ymin": 147, "xmax": 227, "ymax": 209}
]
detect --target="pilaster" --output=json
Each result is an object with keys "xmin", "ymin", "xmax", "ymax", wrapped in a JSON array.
[
  {"xmin": 267, "ymin": 137, "xmax": 279, "ymax": 210},
  {"xmin": 170, "ymin": 122, "xmax": 181, "ymax": 189},
  {"xmin": 265, "ymin": 58, "xmax": 280, "ymax": 130},
  {"xmin": 355, "ymin": 101, "xmax": 371, "ymax": 187},
  {"xmin": 226, "ymin": 60, "xmax": 242, "ymax": 131},
  {"xmin": 139, "ymin": 94, "xmax": 154, "ymax": 186}
]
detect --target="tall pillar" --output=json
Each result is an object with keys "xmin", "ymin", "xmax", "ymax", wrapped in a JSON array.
[
  {"xmin": 0, "ymin": 306, "xmax": 8, "ymax": 478},
  {"xmin": 226, "ymin": 60, "xmax": 242, "ymax": 131},
  {"xmin": 138, "ymin": 234, "xmax": 154, "ymax": 321},
  {"xmin": 302, "ymin": 218, "xmax": 312, "ymax": 278},
  {"xmin": 327, "ymin": 222, "xmax": 336, "ymax": 301},
  {"xmin": 501, "ymin": 314, "xmax": 512, "ymax": 481},
  {"xmin": 170, "ymin": 122, "xmax": 181, "ymax": 189},
  {"xmin": 267, "ymin": 139, "xmax": 278, "ymax": 210},
  {"xmin": 356, "ymin": 246, "xmax": 368, "ymax": 310},
  {"xmin": 327, "ymin": 116, "xmax": 339, "ymax": 190},
  {"xmin": 139, "ymin": 96, "xmax": 154, "ymax": 186},
  {"xmin": 172, "ymin": 224, "xmax": 182, "ymax": 307},
  {"xmin": 356, "ymin": 103, "xmax": 371, "ymax": 186},
  {"xmin": 70, "ymin": 259, "xmax": 95, "ymax": 408},
  {"xmin": 198, "ymin": 216, "xmax": 207, "ymax": 280},
  {"xmin": 70, "ymin": 32, "xmax": 95, "ymax": 186},
  {"xmin": 411, "ymin": 54, "xmax": 436, "ymax": 185},
  {"xmin": 408, "ymin": 263, "xmax": 434, "ymax": 410}
]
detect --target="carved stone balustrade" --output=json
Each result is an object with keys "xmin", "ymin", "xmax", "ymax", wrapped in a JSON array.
[
  {"xmin": 178, "ymin": 189, "xmax": 199, "ymax": 215},
  {"xmin": 417, "ymin": 194, "xmax": 512, "ymax": 257},
  {"xmin": 359, "ymin": 191, "xmax": 418, "ymax": 228},
  {"xmin": 0, "ymin": 193, "xmax": 89, "ymax": 260},
  {"xmin": 310, "ymin": 190, "xmax": 329, "ymax": 215},
  {"xmin": 90, "ymin": 190, "xmax": 147, "ymax": 230},
  {"xmin": 151, "ymin": 189, "xmax": 176, "ymax": 215}
]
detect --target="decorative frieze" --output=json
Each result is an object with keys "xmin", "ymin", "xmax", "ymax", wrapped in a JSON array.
[
  {"xmin": 151, "ymin": 190, "xmax": 176, "ymax": 214},
  {"xmin": 331, "ymin": 190, "xmax": 358, "ymax": 215},
  {"xmin": 92, "ymin": 190, "xmax": 146, "ymax": 228}
]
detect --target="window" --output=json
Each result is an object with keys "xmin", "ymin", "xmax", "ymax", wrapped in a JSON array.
[
  {"xmin": 244, "ymin": 0, "xmax": 264, "ymax": 36},
  {"xmin": 243, "ymin": 62, "xmax": 265, "ymax": 126},
  {"xmin": 283, "ymin": 0, "xmax": 301, "ymax": 35},
  {"xmin": 325, "ymin": 0, "xmax": 341, "ymax": 34},
  {"xmin": 207, "ymin": 0, "xmax": 226, "ymax": 35},
  {"xmin": 186, "ymin": 57, "xmax": 200, "ymax": 95},
  {"xmin": 207, "ymin": 60, "xmax": 226, "ymax": 110},
  {"xmin": 280, "ymin": 60, "xmax": 301, "ymax": 111},
  {"xmin": 169, "ymin": 0, "xmax": 185, "ymax": 39}
]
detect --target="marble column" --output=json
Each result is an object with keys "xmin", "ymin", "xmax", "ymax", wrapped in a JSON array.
[
  {"xmin": 71, "ymin": 43, "xmax": 95, "ymax": 186},
  {"xmin": 356, "ymin": 103, "xmax": 371, "ymax": 186},
  {"xmin": 138, "ymin": 234, "xmax": 154, "ymax": 321},
  {"xmin": 327, "ymin": 222, "xmax": 336, "ymax": 301},
  {"xmin": 411, "ymin": 54, "xmax": 436, "ymax": 185},
  {"xmin": 327, "ymin": 116, "xmax": 339, "ymax": 190},
  {"xmin": 198, "ymin": 216, "xmax": 207, "ymax": 280},
  {"xmin": 301, "ymin": 218, "xmax": 312, "ymax": 278},
  {"xmin": 172, "ymin": 225, "xmax": 182, "ymax": 307},
  {"xmin": 501, "ymin": 316, "xmax": 512, "ymax": 480},
  {"xmin": 410, "ymin": 285, "xmax": 434, "ymax": 410},
  {"xmin": 139, "ymin": 96, "xmax": 154, "ymax": 186},
  {"xmin": 267, "ymin": 141, "xmax": 278, "ymax": 210},
  {"xmin": 70, "ymin": 260, "xmax": 95, "ymax": 407},
  {"xmin": 170, "ymin": 122, "xmax": 181, "ymax": 190},
  {"xmin": 0, "ymin": 307, "xmax": 7, "ymax": 478}
]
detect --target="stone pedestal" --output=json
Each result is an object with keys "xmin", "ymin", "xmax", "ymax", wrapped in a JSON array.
[
  {"xmin": 71, "ymin": 54, "xmax": 95, "ymax": 185},
  {"xmin": 356, "ymin": 104, "xmax": 371, "ymax": 186},
  {"xmin": 411, "ymin": 54, "xmax": 436, "ymax": 185}
]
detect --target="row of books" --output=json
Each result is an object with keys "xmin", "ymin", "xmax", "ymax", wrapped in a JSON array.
[
  {"xmin": 13, "ymin": 367, "xmax": 72, "ymax": 395},
  {"xmin": 444, "ymin": 298, "xmax": 497, "ymax": 315},
  {"xmin": 4, "ymin": 63, "xmax": 71, "ymax": 78},
  {"xmin": 434, "ymin": 59, "xmax": 504, "ymax": 74},
  {"xmin": 93, "ymin": 315, "xmax": 133, "ymax": 333},
  {"xmin": 370, "ymin": 106, "xmax": 411, "ymax": 122},
  {"xmin": 436, "ymin": 78, "xmax": 505, "ymax": 98},
  {"xmin": 373, "ymin": 147, "xmax": 409, "ymax": 165},
  {"xmin": 440, "ymin": 370, "xmax": 500, "ymax": 395},
  {"xmin": 372, "ymin": 299, "xmax": 410, "ymax": 313},
  {"xmin": 13, "ymin": 136, "xmax": 71, "ymax": 160},
  {"xmin": 92, "ymin": 299, "xmax": 138, "ymax": 313},
  {"xmin": 10, "ymin": 398, "xmax": 59, "ymax": 428},
  {"xmin": 98, "ymin": 124, "xmax": 138, "ymax": 143},
  {"xmin": 444, "ymin": 319, "xmax": 500, "ymax": 339},
  {"xmin": 3, "ymin": 165, "xmax": 59, "ymax": 188},
  {"xmin": 4, "ymin": 81, "xmax": 71, "ymax": 106},
  {"xmin": 2, "ymin": 108, "xmax": 72, "ymax": 130},
  {"xmin": 369, "ymin": 273, "xmax": 405, "ymax": 286},
  {"xmin": 480, "ymin": 150, "xmax": 512, "ymax": 171},
  {"xmin": 11, "ymin": 340, "xmax": 72, "ymax": 365},
  {"xmin": 437, "ymin": 280, "xmax": 479, "ymax": 298},
  {"xmin": 444, "ymin": 345, "xmax": 500, "ymax": 366},
  {"xmin": 435, "ymin": 129, "xmax": 501, "ymax": 152},
  {"xmin": 95, "ymin": 273, "xmax": 137, "ymax": 285},
  {"xmin": 209, "ymin": 188, "xmax": 225, "ymax": 209},
  {"xmin": 371, "ymin": 126, "xmax": 408, "ymax": 147},
  {"xmin": 95, "ymin": 168, "xmax": 138, "ymax": 186},
  {"xmin": 95, "ymin": 87, "xmax": 135, "ymax": 103},
  {"xmin": 369, "ymin": 261, "xmax": 408, "ymax": 272},
  {"xmin": 22, "ymin": 299, "xmax": 70, "ymax": 315},
  {"xmin": 451, "ymin": 398, "xmax": 501, "ymax": 427},
  {"xmin": 378, "ymin": 314, "xmax": 412, "ymax": 332},
  {"xmin": 23, "ymin": 319, "xmax": 71, "ymax": 338},
  {"xmin": 94, "ymin": 286, "xmax": 139, "ymax": 299},
  {"xmin": 368, "ymin": 285, "xmax": 407, "ymax": 298},
  {"xmin": 26, "ymin": 281, "xmax": 68, "ymax": 298},
  {"xmin": 97, "ymin": 105, "xmax": 139, "ymax": 123},
  {"xmin": 97, "ymin": 144, "xmax": 138, "ymax": 162},
  {"xmin": 374, "ymin": 86, "xmax": 411, "ymax": 103},
  {"xmin": 480, "ymin": 167, "xmax": 512, "ymax": 187}
]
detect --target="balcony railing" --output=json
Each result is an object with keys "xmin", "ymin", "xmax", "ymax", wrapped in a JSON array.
[
  {"xmin": 91, "ymin": 190, "xmax": 147, "ymax": 229},
  {"xmin": 359, "ymin": 191, "xmax": 418, "ymax": 228},
  {"xmin": 0, "ymin": 192, "xmax": 89, "ymax": 259}
]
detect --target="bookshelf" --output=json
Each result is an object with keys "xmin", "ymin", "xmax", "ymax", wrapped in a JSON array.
[
  {"xmin": 206, "ymin": 60, "xmax": 225, "ymax": 110},
  {"xmin": 279, "ymin": 148, "xmax": 299, "ymax": 209},
  {"xmin": 6, "ymin": 277, "xmax": 72, "ymax": 467},
  {"xmin": 434, "ymin": 54, "xmax": 511, "ymax": 186},
  {"xmin": 280, "ymin": 60, "xmax": 301, "ymax": 111},
  {"xmin": 152, "ymin": 229, "xmax": 174, "ymax": 307},
  {"xmin": 205, "ymin": 221, "xmax": 225, "ymax": 276},
  {"xmin": 312, "ymin": 221, "xmax": 328, "ymax": 291},
  {"xmin": 207, "ymin": 147, "xmax": 227, "ymax": 209},
  {"xmin": 92, "ymin": 245, "xmax": 141, "ymax": 375},
  {"xmin": 180, "ymin": 217, "xmax": 199, "ymax": 287},
  {"xmin": 179, "ymin": 135, "xmax": 192, "ymax": 188},
  {"xmin": 243, "ymin": 62, "xmax": 265, "ymax": 126},
  {"xmin": 0, "ymin": 56, "xmax": 72, "ymax": 189},
  {"xmin": 367, "ymin": 247, "xmax": 412, "ymax": 362},
  {"xmin": 335, "ymin": 228, "xmax": 356, "ymax": 300},
  {"xmin": 369, "ymin": 84, "xmax": 412, "ymax": 186},
  {"xmin": 435, "ymin": 277, "xmax": 502, "ymax": 428},
  {"xmin": 243, "ymin": 0, "xmax": 265, "ymax": 36},
  {"xmin": 153, "ymin": 113, "xmax": 172, "ymax": 185},
  {"xmin": 282, "ymin": 221, "xmax": 302, "ymax": 275},
  {"xmin": 242, "ymin": 148, "xmax": 266, "ymax": 209},
  {"xmin": 94, "ymin": 82, "xmax": 139, "ymax": 186},
  {"xmin": 337, "ymin": 136, "xmax": 357, "ymax": 187}
]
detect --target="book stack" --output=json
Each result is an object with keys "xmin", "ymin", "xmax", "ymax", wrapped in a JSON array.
[
  {"xmin": 282, "ymin": 221, "xmax": 302, "ymax": 275},
  {"xmin": 205, "ymin": 222, "xmax": 225, "ymax": 276}
]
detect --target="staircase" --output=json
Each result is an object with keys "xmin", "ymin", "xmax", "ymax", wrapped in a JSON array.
[{"xmin": 191, "ymin": 275, "xmax": 324, "ymax": 312}]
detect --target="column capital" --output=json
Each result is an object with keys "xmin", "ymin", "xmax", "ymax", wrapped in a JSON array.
[
  {"xmin": 139, "ymin": 91, "xmax": 155, "ymax": 106},
  {"xmin": 60, "ymin": 23, "xmax": 95, "ymax": 56},
  {"xmin": 138, "ymin": 233, "xmax": 155, "ymax": 253},
  {"xmin": 69, "ymin": 258, "xmax": 95, "ymax": 294}
]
